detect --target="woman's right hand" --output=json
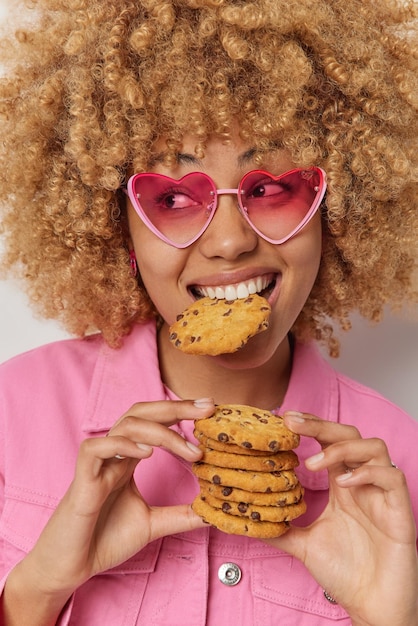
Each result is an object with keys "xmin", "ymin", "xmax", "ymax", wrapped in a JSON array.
[{"xmin": 3, "ymin": 399, "xmax": 214, "ymax": 623}]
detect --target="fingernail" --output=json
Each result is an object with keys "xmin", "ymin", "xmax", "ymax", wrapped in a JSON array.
[
  {"xmin": 136, "ymin": 443, "xmax": 153, "ymax": 452},
  {"xmin": 305, "ymin": 451, "xmax": 324, "ymax": 467},
  {"xmin": 284, "ymin": 411, "xmax": 305, "ymax": 423},
  {"xmin": 186, "ymin": 441, "xmax": 202, "ymax": 454},
  {"xmin": 193, "ymin": 397, "xmax": 214, "ymax": 409},
  {"xmin": 336, "ymin": 470, "xmax": 354, "ymax": 483}
]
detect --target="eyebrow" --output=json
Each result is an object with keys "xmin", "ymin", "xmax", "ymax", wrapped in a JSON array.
[
  {"xmin": 149, "ymin": 147, "xmax": 258, "ymax": 169},
  {"xmin": 237, "ymin": 148, "xmax": 257, "ymax": 167}
]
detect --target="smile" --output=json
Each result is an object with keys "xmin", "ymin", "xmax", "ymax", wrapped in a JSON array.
[{"xmin": 191, "ymin": 274, "xmax": 277, "ymax": 301}]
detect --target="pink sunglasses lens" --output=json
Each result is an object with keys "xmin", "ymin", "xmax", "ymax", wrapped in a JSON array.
[
  {"xmin": 132, "ymin": 172, "xmax": 215, "ymax": 246},
  {"xmin": 239, "ymin": 169, "xmax": 323, "ymax": 242}
]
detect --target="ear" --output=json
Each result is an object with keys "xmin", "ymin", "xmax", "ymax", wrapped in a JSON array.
[{"xmin": 129, "ymin": 249, "xmax": 138, "ymax": 277}]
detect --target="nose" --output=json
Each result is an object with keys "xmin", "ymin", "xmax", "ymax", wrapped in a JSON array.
[{"xmin": 197, "ymin": 192, "xmax": 259, "ymax": 260}]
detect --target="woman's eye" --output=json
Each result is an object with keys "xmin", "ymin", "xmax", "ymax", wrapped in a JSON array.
[
  {"xmin": 251, "ymin": 181, "xmax": 288, "ymax": 199},
  {"xmin": 158, "ymin": 191, "xmax": 199, "ymax": 210}
]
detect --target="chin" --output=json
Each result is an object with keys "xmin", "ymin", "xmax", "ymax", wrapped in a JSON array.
[{"xmin": 209, "ymin": 332, "xmax": 287, "ymax": 371}]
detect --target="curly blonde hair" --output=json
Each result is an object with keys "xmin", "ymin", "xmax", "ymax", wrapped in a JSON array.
[{"xmin": 0, "ymin": 0, "xmax": 417, "ymax": 354}]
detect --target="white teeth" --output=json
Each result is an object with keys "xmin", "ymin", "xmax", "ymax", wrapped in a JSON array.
[
  {"xmin": 197, "ymin": 276, "xmax": 272, "ymax": 301},
  {"xmin": 236, "ymin": 282, "xmax": 250, "ymax": 298},
  {"xmin": 225, "ymin": 285, "xmax": 237, "ymax": 300}
]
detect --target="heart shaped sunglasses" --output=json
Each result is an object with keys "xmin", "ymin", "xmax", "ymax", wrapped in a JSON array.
[{"xmin": 125, "ymin": 167, "xmax": 327, "ymax": 248}]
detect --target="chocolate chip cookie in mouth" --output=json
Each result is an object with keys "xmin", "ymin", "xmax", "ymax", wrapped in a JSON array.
[
  {"xmin": 189, "ymin": 273, "xmax": 277, "ymax": 302},
  {"xmin": 169, "ymin": 294, "xmax": 271, "ymax": 355}
]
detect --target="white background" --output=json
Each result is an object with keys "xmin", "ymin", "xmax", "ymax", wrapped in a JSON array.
[{"xmin": 0, "ymin": 0, "xmax": 417, "ymax": 419}]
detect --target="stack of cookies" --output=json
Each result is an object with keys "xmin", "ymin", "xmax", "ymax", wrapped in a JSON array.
[{"xmin": 192, "ymin": 404, "xmax": 306, "ymax": 538}]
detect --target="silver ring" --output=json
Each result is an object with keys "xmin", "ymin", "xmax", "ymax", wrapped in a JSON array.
[
  {"xmin": 114, "ymin": 454, "xmax": 125, "ymax": 460},
  {"xmin": 391, "ymin": 461, "xmax": 398, "ymax": 469},
  {"xmin": 323, "ymin": 589, "xmax": 338, "ymax": 604}
]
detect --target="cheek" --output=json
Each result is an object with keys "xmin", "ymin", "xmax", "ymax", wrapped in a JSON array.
[
  {"xmin": 135, "ymin": 240, "xmax": 182, "ymax": 291},
  {"xmin": 128, "ymin": 206, "xmax": 178, "ymax": 284},
  {"xmin": 129, "ymin": 216, "xmax": 189, "ymax": 321},
  {"xmin": 290, "ymin": 217, "xmax": 322, "ymax": 272},
  {"xmin": 280, "ymin": 219, "xmax": 322, "ymax": 297},
  {"xmin": 134, "ymin": 246, "xmax": 183, "ymax": 323}
]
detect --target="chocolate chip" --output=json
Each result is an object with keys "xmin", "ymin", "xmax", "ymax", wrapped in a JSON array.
[
  {"xmin": 218, "ymin": 432, "xmax": 229, "ymax": 442},
  {"xmin": 222, "ymin": 487, "xmax": 233, "ymax": 496},
  {"xmin": 222, "ymin": 503, "xmax": 232, "ymax": 513},
  {"xmin": 222, "ymin": 309, "xmax": 232, "ymax": 317},
  {"xmin": 242, "ymin": 441, "xmax": 253, "ymax": 449},
  {"xmin": 238, "ymin": 502, "xmax": 248, "ymax": 513},
  {"xmin": 269, "ymin": 441, "xmax": 279, "ymax": 451},
  {"xmin": 212, "ymin": 474, "xmax": 221, "ymax": 484},
  {"xmin": 169, "ymin": 333, "xmax": 177, "ymax": 340},
  {"xmin": 250, "ymin": 512, "xmax": 261, "ymax": 521}
]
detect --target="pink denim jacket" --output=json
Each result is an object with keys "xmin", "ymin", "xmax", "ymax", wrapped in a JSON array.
[{"xmin": 1, "ymin": 321, "xmax": 418, "ymax": 625}]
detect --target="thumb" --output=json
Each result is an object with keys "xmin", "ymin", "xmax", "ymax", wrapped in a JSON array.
[
  {"xmin": 149, "ymin": 504, "xmax": 208, "ymax": 541},
  {"xmin": 263, "ymin": 525, "xmax": 309, "ymax": 561}
]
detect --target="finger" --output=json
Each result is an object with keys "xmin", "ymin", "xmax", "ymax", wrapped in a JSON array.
[
  {"xmin": 76, "ymin": 436, "xmax": 153, "ymax": 477},
  {"xmin": 305, "ymin": 437, "xmax": 391, "ymax": 473},
  {"xmin": 148, "ymin": 504, "xmax": 209, "ymax": 541},
  {"xmin": 263, "ymin": 525, "xmax": 311, "ymax": 566},
  {"xmin": 112, "ymin": 398, "xmax": 215, "ymax": 431},
  {"xmin": 283, "ymin": 411, "xmax": 361, "ymax": 447},
  {"xmin": 335, "ymin": 463, "xmax": 407, "ymax": 494},
  {"xmin": 335, "ymin": 465, "xmax": 416, "ymax": 537},
  {"xmin": 108, "ymin": 415, "xmax": 203, "ymax": 462}
]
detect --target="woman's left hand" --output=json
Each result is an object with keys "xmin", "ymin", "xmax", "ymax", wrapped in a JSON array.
[{"xmin": 267, "ymin": 412, "xmax": 418, "ymax": 626}]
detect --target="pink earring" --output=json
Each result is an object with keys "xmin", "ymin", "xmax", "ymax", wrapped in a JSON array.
[{"xmin": 129, "ymin": 250, "xmax": 138, "ymax": 277}]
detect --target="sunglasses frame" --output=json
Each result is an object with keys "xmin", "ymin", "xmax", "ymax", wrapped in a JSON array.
[{"xmin": 126, "ymin": 166, "xmax": 327, "ymax": 248}]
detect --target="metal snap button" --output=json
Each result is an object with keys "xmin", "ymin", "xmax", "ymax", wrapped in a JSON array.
[{"xmin": 218, "ymin": 562, "xmax": 242, "ymax": 586}]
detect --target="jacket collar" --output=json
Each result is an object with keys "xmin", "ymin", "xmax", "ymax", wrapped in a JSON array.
[
  {"xmin": 82, "ymin": 322, "xmax": 337, "ymax": 490},
  {"xmin": 280, "ymin": 341, "xmax": 338, "ymax": 489},
  {"xmin": 82, "ymin": 322, "xmax": 166, "ymax": 434}
]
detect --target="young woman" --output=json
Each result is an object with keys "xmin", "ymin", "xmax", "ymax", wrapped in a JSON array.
[{"xmin": 0, "ymin": 1, "xmax": 417, "ymax": 624}]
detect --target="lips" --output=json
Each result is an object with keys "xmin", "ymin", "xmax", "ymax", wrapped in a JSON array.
[{"xmin": 191, "ymin": 274, "xmax": 277, "ymax": 301}]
